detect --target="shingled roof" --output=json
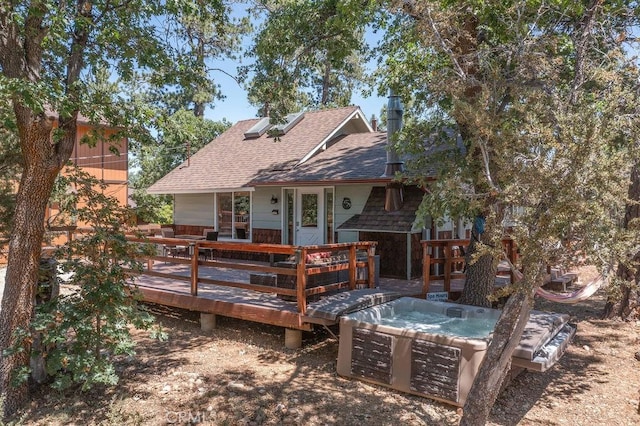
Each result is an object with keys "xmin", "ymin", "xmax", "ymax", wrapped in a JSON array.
[
  {"xmin": 250, "ymin": 132, "xmax": 391, "ymax": 186},
  {"xmin": 337, "ymin": 186, "xmax": 425, "ymax": 233},
  {"xmin": 147, "ymin": 106, "xmax": 370, "ymax": 194}
]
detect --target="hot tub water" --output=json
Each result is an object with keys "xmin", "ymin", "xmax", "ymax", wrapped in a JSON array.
[{"xmin": 377, "ymin": 310, "xmax": 498, "ymax": 339}]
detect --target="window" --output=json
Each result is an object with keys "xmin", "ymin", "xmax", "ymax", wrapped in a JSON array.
[
  {"xmin": 325, "ymin": 189, "xmax": 333, "ymax": 243},
  {"xmin": 216, "ymin": 192, "xmax": 250, "ymax": 239},
  {"xmin": 301, "ymin": 193, "xmax": 318, "ymax": 227}
]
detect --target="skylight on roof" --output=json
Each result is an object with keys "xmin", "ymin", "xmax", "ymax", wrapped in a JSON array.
[
  {"xmin": 244, "ymin": 117, "xmax": 271, "ymax": 138},
  {"xmin": 271, "ymin": 112, "xmax": 305, "ymax": 136}
]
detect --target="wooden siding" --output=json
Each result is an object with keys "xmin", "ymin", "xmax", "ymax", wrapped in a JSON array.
[
  {"xmin": 361, "ymin": 231, "xmax": 422, "ymax": 279},
  {"xmin": 410, "ymin": 233, "xmax": 423, "ymax": 279},
  {"xmin": 350, "ymin": 328, "xmax": 393, "ymax": 384},
  {"xmin": 41, "ymin": 121, "xmax": 128, "ymax": 245},
  {"xmin": 252, "ymin": 228, "xmax": 281, "ymax": 244}
]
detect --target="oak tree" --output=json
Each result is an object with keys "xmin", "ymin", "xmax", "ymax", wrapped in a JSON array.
[
  {"xmin": 246, "ymin": 0, "xmax": 375, "ymax": 118},
  {"xmin": 0, "ymin": 0, "xmax": 171, "ymax": 417},
  {"xmin": 378, "ymin": 1, "xmax": 639, "ymax": 423}
]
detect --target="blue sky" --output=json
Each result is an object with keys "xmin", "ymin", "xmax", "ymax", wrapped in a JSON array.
[{"xmin": 203, "ymin": 76, "xmax": 388, "ymax": 124}]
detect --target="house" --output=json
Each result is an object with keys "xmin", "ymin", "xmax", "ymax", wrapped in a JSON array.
[
  {"xmin": 147, "ymin": 101, "xmax": 462, "ymax": 280},
  {"xmin": 45, "ymin": 114, "xmax": 129, "ymax": 243}
]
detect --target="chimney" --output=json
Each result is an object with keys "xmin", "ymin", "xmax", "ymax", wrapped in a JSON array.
[
  {"xmin": 370, "ymin": 115, "xmax": 378, "ymax": 132},
  {"xmin": 384, "ymin": 89, "xmax": 404, "ymax": 211}
]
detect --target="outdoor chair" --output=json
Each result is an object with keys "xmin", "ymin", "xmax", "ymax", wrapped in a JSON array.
[
  {"xmin": 236, "ymin": 227, "xmax": 247, "ymax": 239},
  {"xmin": 160, "ymin": 228, "xmax": 188, "ymax": 258},
  {"xmin": 200, "ymin": 231, "xmax": 218, "ymax": 260}
]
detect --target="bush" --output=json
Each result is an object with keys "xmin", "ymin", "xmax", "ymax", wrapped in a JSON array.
[{"xmin": 8, "ymin": 167, "xmax": 166, "ymax": 390}]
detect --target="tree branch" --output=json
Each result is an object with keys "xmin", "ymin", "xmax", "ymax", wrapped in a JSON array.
[
  {"xmin": 401, "ymin": 0, "xmax": 467, "ymax": 79},
  {"xmin": 571, "ymin": 0, "xmax": 603, "ymax": 104}
]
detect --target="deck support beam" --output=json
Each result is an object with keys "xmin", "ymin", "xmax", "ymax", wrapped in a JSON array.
[
  {"xmin": 201, "ymin": 313, "xmax": 217, "ymax": 331},
  {"xmin": 284, "ymin": 328, "xmax": 302, "ymax": 349}
]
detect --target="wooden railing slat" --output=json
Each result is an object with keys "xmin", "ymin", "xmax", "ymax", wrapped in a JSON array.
[
  {"xmin": 421, "ymin": 237, "xmax": 518, "ymax": 299},
  {"xmin": 125, "ymin": 236, "xmax": 378, "ymax": 314}
]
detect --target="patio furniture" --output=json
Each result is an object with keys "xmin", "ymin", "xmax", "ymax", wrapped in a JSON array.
[
  {"xmin": 160, "ymin": 228, "xmax": 189, "ymax": 258},
  {"xmin": 200, "ymin": 231, "xmax": 218, "ymax": 260}
]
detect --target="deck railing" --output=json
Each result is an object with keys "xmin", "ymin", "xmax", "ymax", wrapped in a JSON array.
[
  {"xmin": 126, "ymin": 236, "xmax": 377, "ymax": 315},
  {"xmin": 421, "ymin": 238, "xmax": 518, "ymax": 298}
]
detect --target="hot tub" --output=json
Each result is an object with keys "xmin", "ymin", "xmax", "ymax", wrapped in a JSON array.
[{"xmin": 337, "ymin": 297, "xmax": 575, "ymax": 406}]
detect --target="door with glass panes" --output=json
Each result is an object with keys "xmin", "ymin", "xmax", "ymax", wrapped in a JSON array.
[{"xmin": 295, "ymin": 188, "xmax": 324, "ymax": 245}]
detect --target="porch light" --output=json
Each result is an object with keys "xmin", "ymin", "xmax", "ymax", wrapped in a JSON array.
[
  {"xmin": 271, "ymin": 195, "xmax": 278, "ymax": 204},
  {"xmin": 272, "ymin": 209, "xmax": 279, "ymax": 215}
]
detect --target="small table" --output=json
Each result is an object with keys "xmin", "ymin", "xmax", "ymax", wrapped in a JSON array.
[{"xmin": 174, "ymin": 235, "xmax": 206, "ymax": 256}]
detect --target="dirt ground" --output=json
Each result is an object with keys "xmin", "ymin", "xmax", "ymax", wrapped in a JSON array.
[{"xmin": 10, "ymin": 273, "xmax": 640, "ymax": 426}]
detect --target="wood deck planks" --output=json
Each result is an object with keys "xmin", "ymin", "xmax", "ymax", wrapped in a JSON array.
[
  {"xmin": 131, "ymin": 260, "xmax": 423, "ymax": 331},
  {"xmin": 134, "ymin": 276, "xmax": 311, "ymax": 330}
]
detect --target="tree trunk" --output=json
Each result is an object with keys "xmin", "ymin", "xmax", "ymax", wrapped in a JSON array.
[
  {"xmin": 193, "ymin": 36, "xmax": 206, "ymax": 118},
  {"xmin": 603, "ymin": 163, "xmax": 640, "ymax": 319},
  {"xmin": 458, "ymin": 217, "xmax": 498, "ymax": 307},
  {"xmin": 0, "ymin": 107, "xmax": 75, "ymax": 418},
  {"xmin": 0, "ymin": 166, "xmax": 59, "ymax": 416},
  {"xmin": 321, "ymin": 57, "xmax": 331, "ymax": 106},
  {"xmin": 460, "ymin": 285, "xmax": 535, "ymax": 425}
]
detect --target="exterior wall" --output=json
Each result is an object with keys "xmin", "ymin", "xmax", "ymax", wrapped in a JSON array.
[
  {"xmin": 251, "ymin": 184, "xmax": 376, "ymax": 243},
  {"xmin": 252, "ymin": 187, "xmax": 282, "ymax": 230},
  {"xmin": 72, "ymin": 123, "xmax": 128, "ymax": 207},
  {"xmin": 42, "ymin": 122, "xmax": 129, "ymax": 247},
  {"xmin": 358, "ymin": 231, "xmax": 423, "ymax": 280},
  {"xmin": 410, "ymin": 232, "xmax": 423, "ymax": 278},
  {"xmin": 435, "ymin": 216, "xmax": 472, "ymax": 240},
  {"xmin": 252, "ymin": 228, "xmax": 281, "ymax": 244},
  {"xmin": 174, "ymin": 193, "xmax": 215, "ymax": 226}
]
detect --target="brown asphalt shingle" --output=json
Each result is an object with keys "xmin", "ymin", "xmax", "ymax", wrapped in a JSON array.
[
  {"xmin": 337, "ymin": 186, "xmax": 425, "ymax": 233},
  {"xmin": 249, "ymin": 132, "xmax": 390, "ymax": 185},
  {"xmin": 147, "ymin": 106, "xmax": 364, "ymax": 194}
]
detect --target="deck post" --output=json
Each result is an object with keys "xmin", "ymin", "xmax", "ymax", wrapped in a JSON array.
[
  {"xmin": 349, "ymin": 244, "xmax": 357, "ymax": 290},
  {"xmin": 443, "ymin": 242, "xmax": 452, "ymax": 293},
  {"xmin": 368, "ymin": 244, "xmax": 376, "ymax": 288},
  {"xmin": 422, "ymin": 242, "xmax": 430, "ymax": 298},
  {"xmin": 200, "ymin": 313, "xmax": 217, "ymax": 331},
  {"xmin": 190, "ymin": 243, "xmax": 198, "ymax": 296},
  {"xmin": 285, "ymin": 328, "xmax": 302, "ymax": 349},
  {"xmin": 296, "ymin": 249, "xmax": 307, "ymax": 315}
]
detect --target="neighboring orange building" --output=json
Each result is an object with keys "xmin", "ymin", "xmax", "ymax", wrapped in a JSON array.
[
  {"xmin": 70, "ymin": 119, "xmax": 128, "ymax": 206},
  {"xmin": 0, "ymin": 114, "xmax": 128, "ymax": 260},
  {"xmin": 45, "ymin": 117, "xmax": 129, "ymax": 244}
]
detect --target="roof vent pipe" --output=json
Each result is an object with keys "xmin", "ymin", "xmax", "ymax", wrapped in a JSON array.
[{"xmin": 384, "ymin": 89, "xmax": 404, "ymax": 211}]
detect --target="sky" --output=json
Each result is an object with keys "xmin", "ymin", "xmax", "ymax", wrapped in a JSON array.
[{"xmin": 203, "ymin": 75, "xmax": 388, "ymax": 125}]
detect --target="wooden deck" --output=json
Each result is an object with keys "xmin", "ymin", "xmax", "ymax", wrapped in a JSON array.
[
  {"xmin": 133, "ymin": 261, "xmax": 422, "ymax": 331},
  {"xmin": 126, "ymin": 238, "xmax": 424, "ymax": 338},
  {"xmin": 126, "ymin": 237, "xmax": 522, "ymax": 341}
]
